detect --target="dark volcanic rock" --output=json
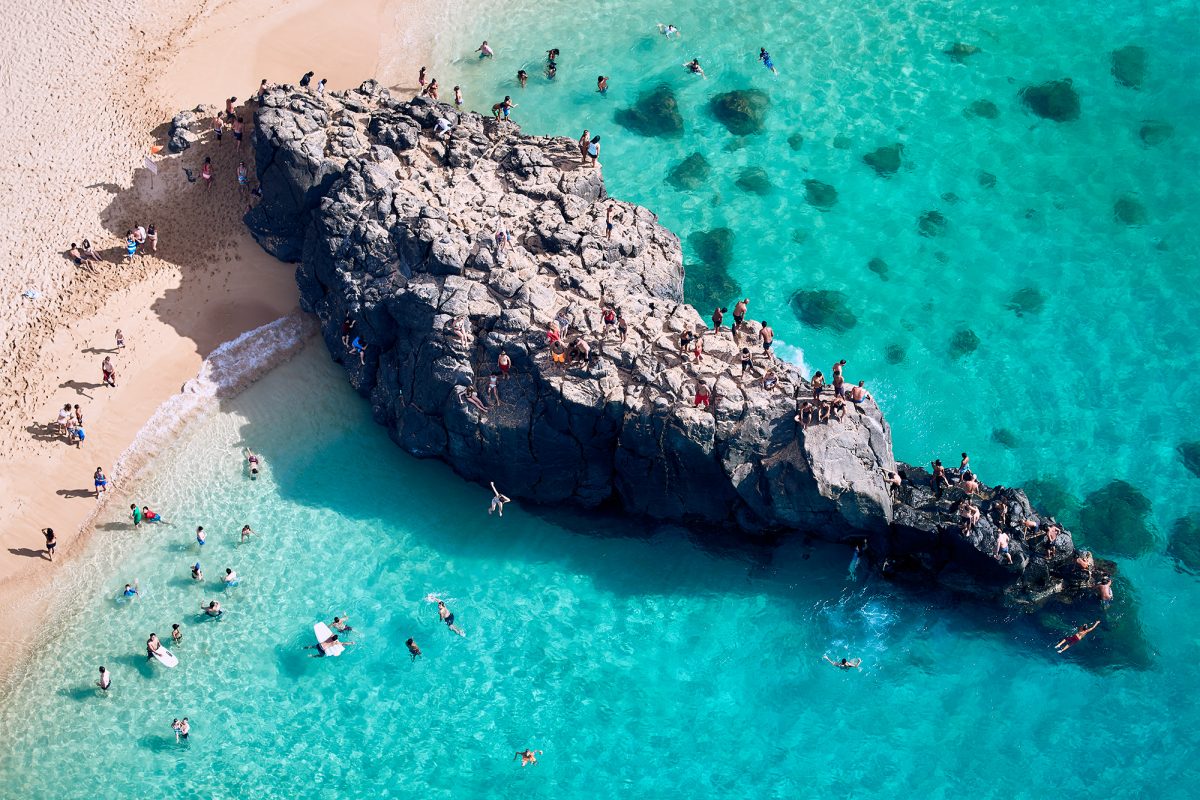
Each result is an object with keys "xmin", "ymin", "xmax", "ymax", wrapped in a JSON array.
[
  {"xmin": 949, "ymin": 328, "xmax": 980, "ymax": 358},
  {"xmin": 1139, "ymin": 120, "xmax": 1173, "ymax": 147},
  {"xmin": 884, "ymin": 343, "xmax": 906, "ymax": 364},
  {"xmin": 709, "ymin": 90, "xmax": 769, "ymax": 136},
  {"xmin": 1006, "ymin": 287, "xmax": 1046, "ymax": 316},
  {"xmin": 685, "ymin": 262, "xmax": 741, "ymax": 316},
  {"xmin": 1178, "ymin": 441, "xmax": 1200, "ymax": 478},
  {"xmin": 1168, "ymin": 515, "xmax": 1200, "ymax": 573},
  {"xmin": 863, "ymin": 143, "xmax": 904, "ymax": 177},
  {"xmin": 1113, "ymin": 195, "xmax": 1147, "ymax": 226},
  {"xmin": 944, "ymin": 42, "xmax": 981, "ymax": 62},
  {"xmin": 965, "ymin": 99, "xmax": 1000, "ymax": 119},
  {"xmin": 867, "ymin": 257, "xmax": 890, "ymax": 280},
  {"xmin": 1111, "ymin": 45, "xmax": 1147, "ymax": 89},
  {"xmin": 979, "ymin": 171, "xmax": 997, "ymax": 189},
  {"xmin": 667, "ymin": 152, "xmax": 711, "ymax": 191},
  {"xmin": 991, "ymin": 427, "xmax": 1019, "ymax": 448},
  {"xmin": 615, "ymin": 83, "xmax": 683, "ymax": 137},
  {"xmin": 1020, "ymin": 79, "xmax": 1081, "ymax": 122},
  {"xmin": 1078, "ymin": 480, "xmax": 1154, "ymax": 557},
  {"xmin": 804, "ymin": 180, "xmax": 838, "ymax": 211},
  {"xmin": 688, "ymin": 227, "xmax": 734, "ymax": 268},
  {"xmin": 790, "ymin": 290, "xmax": 857, "ymax": 332},
  {"xmin": 918, "ymin": 210, "xmax": 948, "ymax": 237},
  {"xmin": 735, "ymin": 167, "xmax": 773, "ymax": 195},
  {"xmin": 1023, "ymin": 477, "xmax": 1082, "ymax": 529},
  {"xmin": 787, "ymin": 132, "xmax": 804, "ymax": 151},
  {"xmin": 244, "ymin": 80, "xmax": 1112, "ymax": 615}
]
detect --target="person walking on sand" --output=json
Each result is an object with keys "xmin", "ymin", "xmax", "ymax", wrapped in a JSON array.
[
  {"xmin": 124, "ymin": 231, "xmax": 138, "ymax": 261},
  {"xmin": 237, "ymin": 161, "xmax": 248, "ymax": 195},
  {"xmin": 476, "ymin": 40, "xmax": 494, "ymax": 58},
  {"xmin": 115, "ymin": 329, "xmax": 126, "ymax": 349},
  {"xmin": 94, "ymin": 467, "xmax": 108, "ymax": 498},
  {"xmin": 1055, "ymin": 621, "xmax": 1101, "ymax": 653},
  {"xmin": 578, "ymin": 129, "xmax": 591, "ymax": 164},
  {"xmin": 437, "ymin": 599, "xmax": 466, "ymax": 636},
  {"xmin": 102, "ymin": 355, "xmax": 116, "ymax": 387},
  {"xmin": 488, "ymin": 481, "xmax": 511, "ymax": 517},
  {"xmin": 42, "ymin": 527, "xmax": 56, "ymax": 561},
  {"xmin": 146, "ymin": 224, "xmax": 158, "ymax": 253},
  {"xmin": 201, "ymin": 157, "xmax": 213, "ymax": 189}
]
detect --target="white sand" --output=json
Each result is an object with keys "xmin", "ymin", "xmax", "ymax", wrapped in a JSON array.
[{"xmin": 0, "ymin": 0, "xmax": 436, "ymax": 682}]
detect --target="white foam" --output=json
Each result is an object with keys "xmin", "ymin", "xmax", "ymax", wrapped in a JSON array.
[{"xmin": 774, "ymin": 340, "xmax": 810, "ymax": 379}]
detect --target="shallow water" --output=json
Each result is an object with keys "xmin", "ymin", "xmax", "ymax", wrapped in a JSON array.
[
  {"xmin": 0, "ymin": 347, "xmax": 1196, "ymax": 798},
  {"xmin": 3, "ymin": 1, "xmax": 1200, "ymax": 795}
]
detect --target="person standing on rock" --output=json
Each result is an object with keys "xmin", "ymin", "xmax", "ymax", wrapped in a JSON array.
[
  {"xmin": 232, "ymin": 117, "xmax": 244, "ymax": 150},
  {"xmin": 693, "ymin": 383, "xmax": 710, "ymax": 409},
  {"xmin": 586, "ymin": 136, "xmax": 601, "ymax": 168},
  {"xmin": 931, "ymin": 460, "xmax": 950, "ymax": 497},
  {"xmin": 732, "ymin": 298, "xmax": 748, "ymax": 334},
  {"xmin": 498, "ymin": 350, "xmax": 511, "ymax": 379},
  {"xmin": 491, "ymin": 96, "xmax": 515, "ymax": 121},
  {"xmin": 486, "ymin": 373, "xmax": 501, "ymax": 406},
  {"xmin": 600, "ymin": 304, "xmax": 617, "ymax": 336},
  {"xmin": 739, "ymin": 347, "xmax": 753, "ymax": 376},
  {"xmin": 578, "ymin": 130, "xmax": 590, "ymax": 164},
  {"xmin": 211, "ymin": 114, "xmax": 223, "ymax": 144},
  {"xmin": 711, "ymin": 306, "xmax": 725, "ymax": 332},
  {"xmin": 146, "ymin": 224, "xmax": 158, "ymax": 253},
  {"xmin": 237, "ymin": 161, "xmax": 248, "ymax": 195},
  {"xmin": 617, "ymin": 313, "xmax": 628, "ymax": 344},
  {"xmin": 606, "ymin": 205, "xmax": 615, "ymax": 238},
  {"xmin": 994, "ymin": 531, "xmax": 1013, "ymax": 564},
  {"xmin": 759, "ymin": 321, "xmax": 774, "ymax": 355},
  {"xmin": 693, "ymin": 335, "xmax": 704, "ymax": 364},
  {"xmin": 299, "ymin": 71, "xmax": 315, "ymax": 90},
  {"xmin": 810, "ymin": 370, "xmax": 824, "ymax": 400}
]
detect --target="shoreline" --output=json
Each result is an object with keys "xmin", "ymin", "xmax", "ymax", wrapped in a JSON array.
[{"xmin": 0, "ymin": 0, "xmax": 436, "ymax": 685}]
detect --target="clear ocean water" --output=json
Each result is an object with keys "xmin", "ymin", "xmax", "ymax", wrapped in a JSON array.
[{"xmin": 3, "ymin": 0, "xmax": 1200, "ymax": 796}]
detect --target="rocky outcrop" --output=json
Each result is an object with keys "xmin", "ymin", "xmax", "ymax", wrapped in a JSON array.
[
  {"xmin": 245, "ymin": 81, "xmax": 1109, "ymax": 610},
  {"xmin": 167, "ymin": 105, "xmax": 218, "ymax": 153},
  {"xmin": 709, "ymin": 90, "xmax": 769, "ymax": 136},
  {"xmin": 1020, "ymin": 79, "xmax": 1081, "ymax": 122}
]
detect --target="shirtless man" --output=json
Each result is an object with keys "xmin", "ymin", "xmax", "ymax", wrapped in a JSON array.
[
  {"xmin": 146, "ymin": 633, "xmax": 164, "ymax": 659},
  {"xmin": 931, "ymin": 459, "xmax": 951, "ymax": 497},
  {"xmin": 578, "ymin": 130, "xmax": 590, "ymax": 164},
  {"xmin": 1097, "ymin": 576, "xmax": 1114, "ymax": 608},
  {"xmin": 795, "ymin": 400, "xmax": 814, "ymax": 429},
  {"xmin": 849, "ymin": 381, "xmax": 871, "ymax": 404},
  {"xmin": 994, "ymin": 531, "xmax": 1013, "ymax": 564},
  {"xmin": 488, "ymin": 482, "xmax": 511, "ymax": 517},
  {"xmin": 201, "ymin": 600, "xmax": 223, "ymax": 617},
  {"xmin": 1055, "ymin": 621, "xmax": 1101, "ymax": 653},
  {"xmin": 332, "ymin": 616, "xmax": 352, "ymax": 633},
  {"xmin": 240, "ymin": 524, "xmax": 255, "ymax": 543},
  {"xmin": 515, "ymin": 749, "xmax": 543, "ymax": 767},
  {"xmin": 406, "ymin": 638, "xmax": 422, "ymax": 661},
  {"xmin": 759, "ymin": 321, "xmax": 774, "ymax": 355},
  {"xmin": 822, "ymin": 655, "xmax": 862, "ymax": 669},
  {"xmin": 810, "ymin": 370, "xmax": 825, "ymax": 400},
  {"xmin": 732, "ymin": 298, "xmax": 748, "ymax": 334},
  {"xmin": 97, "ymin": 666, "xmax": 112, "ymax": 691},
  {"xmin": 437, "ymin": 599, "xmax": 465, "ymax": 636}
]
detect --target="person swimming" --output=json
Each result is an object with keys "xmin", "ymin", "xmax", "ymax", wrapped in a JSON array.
[
  {"xmin": 759, "ymin": 47, "xmax": 778, "ymax": 74},
  {"xmin": 191, "ymin": 563, "xmax": 204, "ymax": 581},
  {"xmin": 823, "ymin": 654, "xmax": 862, "ymax": 669},
  {"xmin": 332, "ymin": 615, "xmax": 352, "ymax": 632},
  {"xmin": 201, "ymin": 600, "xmax": 223, "ymax": 618},
  {"xmin": 196, "ymin": 526, "xmax": 206, "ymax": 547},
  {"xmin": 1055, "ymin": 621, "xmax": 1101, "ymax": 653},
  {"xmin": 306, "ymin": 633, "xmax": 355, "ymax": 657},
  {"xmin": 514, "ymin": 749, "xmax": 543, "ymax": 767},
  {"xmin": 122, "ymin": 583, "xmax": 139, "ymax": 599},
  {"xmin": 406, "ymin": 637, "xmax": 422, "ymax": 661},
  {"xmin": 684, "ymin": 59, "xmax": 706, "ymax": 78},
  {"xmin": 657, "ymin": 23, "xmax": 679, "ymax": 38},
  {"xmin": 437, "ymin": 599, "xmax": 466, "ymax": 636},
  {"xmin": 223, "ymin": 568, "xmax": 238, "ymax": 586},
  {"xmin": 244, "ymin": 448, "xmax": 261, "ymax": 477}
]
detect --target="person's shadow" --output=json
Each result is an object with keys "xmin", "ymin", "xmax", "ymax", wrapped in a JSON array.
[
  {"xmin": 56, "ymin": 488, "xmax": 95, "ymax": 499},
  {"xmin": 60, "ymin": 379, "xmax": 102, "ymax": 398},
  {"xmin": 8, "ymin": 547, "xmax": 49, "ymax": 561},
  {"xmin": 81, "ymin": 346, "xmax": 118, "ymax": 355},
  {"xmin": 24, "ymin": 422, "xmax": 61, "ymax": 442}
]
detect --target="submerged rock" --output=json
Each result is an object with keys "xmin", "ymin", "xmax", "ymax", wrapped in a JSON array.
[
  {"xmin": 787, "ymin": 132, "xmax": 804, "ymax": 151},
  {"xmin": 791, "ymin": 229, "xmax": 808, "ymax": 245},
  {"xmin": 867, "ymin": 257, "xmax": 890, "ymax": 280},
  {"xmin": 1020, "ymin": 79, "xmax": 1081, "ymax": 122},
  {"xmin": 832, "ymin": 135, "xmax": 852, "ymax": 150},
  {"xmin": 1078, "ymin": 480, "xmax": 1155, "ymax": 557},
  {"xmin": 991, "ymin": 427, "xmax": 1019, "ymax": 449},
  {"xmin": 965, "ymin": 99, "xmax": 1000, "ymax": 119},
  {"xmin": 614, "ymin": 83, "xmax": 683, "ymax": 137},
  {"xmin": 1006, "ymin": 286, "xmax": 1046, "ymax": 316},
  {"xmin": 884, "ymin": 343, "xmax": 906, "ymax": 364},
  {"xmin": 1023, "ymin": 477, "xmax": 1082, "ymax": 528},
  {"xmin": 1110, "ymin": 45, "xmax": 1147, "ymax": 89},
  {"xmin": 803, "ymin": 180, "xmax": 838, "ymax": 211},
  {"xmin": 667, "ymin": 152, "xmax": 711, "ymax": 191},
  {"xmin": 918, "ymin": 210, "xmax": 948, "ymax": 237},
  {"xmin": 949, "ymin": 328, "xmax": 980, "ymax": 358},
  {"xmin": 1177, "ymin": 441, "xmax": 1200, "ymax": 478},
  {"xmin": 944, "ymin": 42, "xmax": 981, "ymax": 62},
  {"xmin": 1167, "ymin": 515, "xmax": 1200, "ymax": 573},
  {"xmin": 709, "ymin": 90, "xmax": 769, "ymax": 136},
  {"xmin": 1113, "ymin": 195, "xmax": 1147, "ymax": 226},
  {"xmin": 735, "ymin": 167, "xmax": 773, "ymax": 195},
  {"xmin": 790, "ymin": 290, "xmax": 857, "ymax": 332},
  {"xmin": 688, "ymin": 227, "xmax": 735, "ymax": 268},
  {"xmin": 978, "ymin": 171, "xmax": 997, "ymax": 189},
  {"xmin": 1139, "ymin": 120, "xmax": 1173, "ymax": 147},
  {"xmin": 686, "ymin": 261, "xmax": 741, "ymax": 317},
  {"xmin": 940, "ymin": 192, "xmax": 960, "ymax": 205},
  {"xmin": 863, "ymin": 143, "xmax": 904, "ymax": 177}
]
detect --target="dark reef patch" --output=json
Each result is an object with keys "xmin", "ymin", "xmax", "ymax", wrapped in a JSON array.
[
  {"xmin": 666, "ymin": 152, "xmax": 711, "ymax": 191},
  {"xmin": 1138, "ymin": 120, "xmax": 1173, "ymax": 147},
  {"xmin": 685, "ymin": 261, "xmax": 741, "ymax": 316},
  {"xmin": 965, "ymin": 99, "xmax": 1000, "ymax": 119},
  {"xmin": 790, "ymin": 290, "xmax": 858, "ymax": 333},
  {"xmin": 687, "ymin": 227, "xmax": 735, "ymax": 269},
  {"xmin": 991, "ymin": 427, "xmax": 1019, "ymax": 449},
  {"xmin": 949, "ymin": 328, "xmax": 980, "ymax": 358},
  {"xmin": 1110, "ymin": 45, "xmax": 1147, "ymax": 89},
  {"xmin": 804, "ymin": 180, "xmax": 838, "ymax": 211},
  {"xmin": 787, "ymin": 132, "xmax": 804, "ymax": 151},
  {"xmin": 1006, "ymin": 287, "xmax": 1046, "ymax": 317},
  {"xmin": 867, "ymin": 257, "xmax": 890, "ymax": 281},
  {"xmin": 1167, "ymin": 515, "xmax": 1200, "ymax": 573},
  {"xmin": 918, "ymin": 210, "xmax": 948, "ymax": 237},
  {"xmin": 1020, "ymin": 79, "xmax": 1080, "ymax": 122},
  {"xmin": 978, "ymin": 171, "xmax": 997, "ymax": 189},
  {"xmin": 1024, "ymin": 477, "xmax": 1082, "ymax": 529},
  {"xmin": 614, "ymin": 84, "xmax": 684, "ymax": 137},
  {"xmin": 1078, "ymin": 480, "xmax": 1154, "ymax": 557},
  {"xmin": 832, "ymin": 135, "xmax": 852, "ymax": 150},
  {"xmin": 735, "ymin": 167, "xmax": 773, "ymax": 196},
  {"xmin": 863, "ymin": 143, "xmax": 904, "ymax": 177},
  {"xmin": 709, "ymin": 90, "xmax": 769, "ymax": 136},
  {"xmin": 884, "ymin": 343, "xmax": 906, "ymax": 364},
  {"xmin": 944, "ymin": 42, "xmax": 981, "ymax": 62},
  {"xmin": 1177, "ymin": 441, "xmax": 1200, "ymax": 478},
  {"xmin": 1113, "ymin": 195, "xmax": 1146, "ymax": 226}
]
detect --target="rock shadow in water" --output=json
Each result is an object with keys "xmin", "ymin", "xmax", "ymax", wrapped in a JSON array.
[
  {"xmin": 803, "ymin": 180, "xmax": 838, "ymax": 211},
  {"xmin": 991, "ymin": 427, "xmax": 1019, "ymax": 449},
  {"xmin": 614, "ymin": 83, "xmax": 683, "ymax": 137},
  {"xmin": 948, "ymin": 328, "xmax": 979, "ymax": 358},
  {"xmin": 867, "ymin": 258, "xmax": 889, "ymax": 281},
  {"xmin": 1023, "ymin": 476, "xmax": 1082, "ymax": 529},
  {"xmin": 789, "ymin": 290, "xmax": 857, "ymax": 333},
  {"xmin": 1138, "ymin": 120, "xmax": 1173, "ymax": 147},
  {"xmin": 1110, "ymin": 45, "xmax": 1147, "ymax": 89},
  {"xmin": 1177, "ymin": 441, "xmax": 1200, "ymax": 478},
  {"xmin": 1167, "ymin": 515, "xmax": 1200, "ymax": 573},
  {"xmin": 735, "ymin": 167, "xmax": 773, "ymax": 195},
  {"xmin": 1005, "ymin": 286, "xmax": 1045, "ymax": 316},
  {"xmin": 787, "ymin": 132, "xmax": 804, "ymax": 151},
  {"xmin": 918, "ymin": 210, "xmax": 947, "ymax": 237},
  {"xmin": 1019, "ymin": 79, "xmax": 1081, "ymax": 122},
  {"xmin": 884, "ymin": 343, "xmax": 906, "ymax": 364},
  {"xmin": 666, "ymin": 152, "xmax": 710, "ymax": 191},
  {"xmin": 862, "ymin": 143, "xmax": 904, "ymax": 177},
  {"xmin": 1078, "ymin": 480, "xmax": 1155, "ymax": 557},
  {"xmin": 1113, "ymin": 194, "xmax": 1147, "ymax": 226},
  {"xmin": 685, "ymin": 227, "xmax": 740, "ymax": 311},
  {"xmin": 964, "ymin": 99, "xmax": 1000, "ymax": 120},
  {"xmin": 943, "ymin": 42, "xmax": 981, "ymax": 63},
  {"xmin": 978, "ymin": 171, "xmax": 997, "ymax": 189}
]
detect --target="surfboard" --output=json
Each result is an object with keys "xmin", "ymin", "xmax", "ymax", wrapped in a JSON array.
[
  {"xmin": 152, "ymin": 646, "xmax": 178, "ymax": 668},
  {"xmin": 314, "ymin": 622, "xmax": 343, "ymax": 657}
]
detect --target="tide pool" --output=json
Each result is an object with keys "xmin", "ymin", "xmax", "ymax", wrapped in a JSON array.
[{"xmin": 0, "ymin": 346, "xmax": 1196, "ymax": 798}]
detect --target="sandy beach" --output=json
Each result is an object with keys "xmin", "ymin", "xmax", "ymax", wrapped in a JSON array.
[{"xmin": 0, "ymin": 0, "xmax": 434, "ymax": 682}]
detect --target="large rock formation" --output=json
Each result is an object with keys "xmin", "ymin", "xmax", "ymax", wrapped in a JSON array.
[{"xmin": 245, "ymin": 81, "xmax": 1109, "ymax": 610}]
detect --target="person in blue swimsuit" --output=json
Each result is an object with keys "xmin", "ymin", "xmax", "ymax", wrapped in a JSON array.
[
  {"xmin": 122, "ymin": 583, "xmax": 139, "ymax": 599},
  {"xmin": 94, "ymin": 467, "xmax": 108, "ymax": 498},
  {"xmin": 759, "ymin": 48, "xmax": 778, "ymax": 74}
]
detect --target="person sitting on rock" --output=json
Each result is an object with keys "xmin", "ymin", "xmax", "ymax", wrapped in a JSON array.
[
  {"xmin": 885, "ymin": 470, "xmax": 902, "ymax": 500},
  {"xmin": 1075, "ymin": 550, "xmax": 1095, "ymax": 580},
  {"xmin": 549, "ymin": 341, "xmax": 567, "ymax": 368},
  {"xmin": 761, "ymin": 370, "xmax": 778, "ymax": 391},
  {"xmin": 739, "ymin": 348, "xmax": 753, "ymax": 376},
  {"xmin": 1055, "ymin": 620, "xmax": 1101, "ymax": 653},
  {"xmin": 449, "ymin": 316, "xmax": 470, "ymax": 347},
  {"xmin": 679, "ymin": 329, "xmax": 696, "ymax": 354},
  {"xmin": 960, "ymin": 474, "xmax": 980, "ymax": 496},
  {"xmin": 794, "ymin": 401, "xmax": 814, "ymax": 429},
  {"xmin": 693, "ymin": 383, "xmax": 710, "ymax": 409},
  {"xmin": 455, "ymin": 384, "xmax": 488, "ymax": 416},
  {"xmin": 600, "ymin": 304, "xmax": 617, "ymax": 336},
  {"xmin": 849, "ymin": 381, "xmax": 871, "ymax": 405},
  {"xmin": 830, "ymin": 395, "xmax": 846, "ymax": 421},
  {"xmin": 817, "ymin": 400, "xmax": 830, "ymax": 424},
  {"xmin": 569, "ymin": 338, "xmax": 591, "ymax": 365},
  {"xmin": 1044, "ymin": 522, "xmax": 1061, "ymax": 558}
]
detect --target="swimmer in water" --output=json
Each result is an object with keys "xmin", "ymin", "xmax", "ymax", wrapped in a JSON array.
[
  {"xmin": 517, "ymin": 69, "xmax": 528, "ymax": 88},
  {"xmin": 437, "ymin": 599, "xmax": 466, "ymax": 637},
  {"xmin": 223, "ymin": 568, "xmax": 238, "ymax": 585},
  {"xmin": 1055, "ymin": 621, "xmax": 1101, "ymax": 653},
  {"xmin": 759, "ymin": 47, "xmax": 778, "ymax": 75},
  {"xmin": 191, "ymin": 563, "xmax": 204, "ymax": 581},
  {"xmin": 684, "ymin": 59, "xmax": 706, "ymax": 78},
  {"xmin": 240, "ymin": 524, "xmax": 254, "ymax": 543},
  {"xmin": 171, "ymin": 624, "xmax": 183, "ymax": 644},
  {"xmin": 201, "ymin": 600, "xmax": 223, "ymax": 618},
  {"xmin": 476, "ymin": 40, "xmax": 494, "ymax": 58},
  {"xmin": 306, "ymin": 633, "xmax": 355, "ymax": 657},
  {"xmin": 514, "ymin": 749, "xmax": 543, "ymax": 767},
  {"xmin": 596, "ymin": 75, "xmax": 609, "ymax": 94},
  {"xmin": 195, "ymin": 526, "xmax": 206, "ymax": 547},
  {"xmin": 488, "ymin": 481, "xmax": 511, "ymax": 517},
  {"xmin": 823, "ymin": 655, "xmax": 862, "ymax": 669},
  {"xmin": 332, "ymin": 615, "xmax": 352, "ymax": 633},
  {"xmin": 244, "ymin": 448, "xmax": 261, "ymax": 477},
  {"xmin": 122, "ymin": 583, "xmax": 139, "ymax": 599},
  {"xmin": 146, "ymin": 632, "xmax": 164, "ymax": 659},
  {"xmin": 657, "ymin": 23, "xmax": 680, "ymax": 38},
  {"xmin": 96, "ymin": 666, "xmax": 111, "ymax": 691},
  {"xmin": 406, "ymin": 637, "xmax": 422, "ymax": 661}
]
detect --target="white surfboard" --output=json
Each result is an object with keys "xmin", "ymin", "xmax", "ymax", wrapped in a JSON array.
[
  {"xmin": 314, "ymin": 622, "xmax": 344, "ymax": 657},
  {"xmin": 152, "ymin": 646, "xmax": 178, "ymax": 668}
]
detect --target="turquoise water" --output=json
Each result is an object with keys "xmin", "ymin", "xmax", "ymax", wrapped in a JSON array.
[{"xmin": 3, "ymin": 1, "xmax": 1200, "ymax": 795}]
